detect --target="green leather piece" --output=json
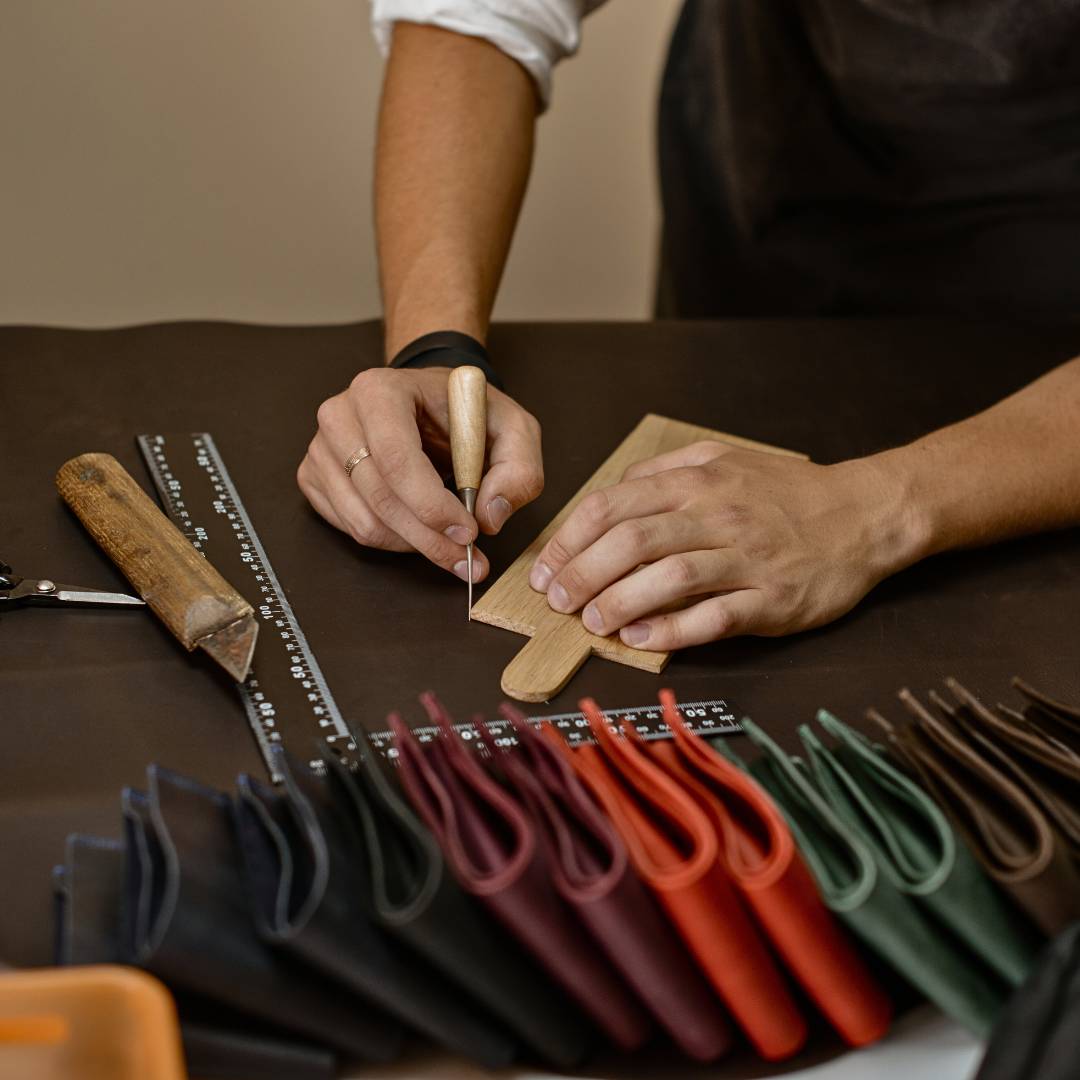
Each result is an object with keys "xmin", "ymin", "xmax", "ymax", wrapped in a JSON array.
[
  {"xmin": 711, "ymin": 728, "xmax": 1002, "ymax": 1036},
  {"xmin": 801, "ymin": 713, "xmax": 1041, "ymax": 991}
]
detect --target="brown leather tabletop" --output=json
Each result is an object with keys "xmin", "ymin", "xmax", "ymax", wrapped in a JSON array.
[{"xmin": 3, "ymin": 317, "xmax": 1080, "ymax": 989}]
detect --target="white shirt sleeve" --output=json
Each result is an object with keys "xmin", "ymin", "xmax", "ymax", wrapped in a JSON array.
[{"xmin": 370, "ymin": 0, "xmax": 609, "ymax": 110}]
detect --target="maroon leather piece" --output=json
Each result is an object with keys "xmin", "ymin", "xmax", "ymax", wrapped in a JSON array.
[
  {"xmin": 390, "ymin": 694, "xmax": 648, "ymax": 1052},
  {"xmin": 486, "ymin": 706, "xmax": 734, "ymax": 1062}
]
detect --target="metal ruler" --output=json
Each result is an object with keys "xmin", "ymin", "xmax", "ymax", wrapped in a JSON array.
[
  {"xmin": 366, "ymin": 699, "xmax": 740, "ymax": 764},
  {"xmin": 138, "ymin": 432, "xmax": 740, "ymax": 780}
]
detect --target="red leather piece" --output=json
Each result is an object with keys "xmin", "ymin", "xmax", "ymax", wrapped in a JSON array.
[
  {"xmin": 547, "ymin": 701, "xmax": 807, "ymax": 1061},
  {"xmin": 390, "ymin": 695, "xmax": 648, "ymax": 1051},
  {"xmin": 649, "ymin": 690, "xmax": 893, "ymax": 1047},
  {"xmin": 489, "ymin": 707, "xmax": 733, "ymax": 1061}
]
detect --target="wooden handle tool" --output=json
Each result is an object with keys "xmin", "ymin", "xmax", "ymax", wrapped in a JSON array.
[
  {"xmin": 447, "ymin": 365, "xmax": 487, "ymax": 618},
  {"xmin": 55, "ymin": 452, "xmax": 258, "ymax": 681}
]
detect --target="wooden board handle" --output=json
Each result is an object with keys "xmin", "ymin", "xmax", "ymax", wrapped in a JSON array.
[
  {"xmin": 500, "ymin": 616, "xmax": 593, "ymax": 703},
  {"xmin": 55, "ymin": 452, "xmax": 253, "ymax": 651},
  {"xmin": 448, "ymin": 365, "xmax": 487, "ymax": 493}
]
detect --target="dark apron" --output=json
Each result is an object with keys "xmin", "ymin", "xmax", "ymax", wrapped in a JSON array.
[{"xmin": 656, "ymin": 0, "xmax": 1080, "ymax": 318}]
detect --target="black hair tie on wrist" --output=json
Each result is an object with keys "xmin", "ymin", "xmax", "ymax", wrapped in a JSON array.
[{"xmin": 388, "ymin": 330, "xmax": 505, "ymax": 391}]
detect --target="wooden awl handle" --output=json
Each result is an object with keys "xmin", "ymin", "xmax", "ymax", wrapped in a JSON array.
[{"xmin": 448, "ymin": 365, "xmax": 487, "ymax": 494}]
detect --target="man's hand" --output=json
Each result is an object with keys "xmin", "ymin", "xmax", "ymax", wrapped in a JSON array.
[
  {"xmin": 298, "ymin": 366, "xmax": 543, "ymax": 581},
  {"xmin": 529, "ymin": 441, "xmax": 919, "ymax": 650}
]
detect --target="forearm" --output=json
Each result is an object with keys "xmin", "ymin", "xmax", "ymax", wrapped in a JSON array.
[
  {"xmin": 870, "ymin": 356, "xmax": 1080, "ymax": 567},
  {"xmin": 375, "ymin": 23, "xmax": 537, "ymax": 359}
]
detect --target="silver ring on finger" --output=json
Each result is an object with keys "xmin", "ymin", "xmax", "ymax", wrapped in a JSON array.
[{"xmin": 344, "ymin": 446, "xmax": 373, "ymax": 477}]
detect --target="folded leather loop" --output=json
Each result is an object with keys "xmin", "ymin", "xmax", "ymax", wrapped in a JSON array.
[
  {"xmin": 805, "ymin": 711, "xmax": 1041, "ymax": 991},
  {"xmin": 488, "ymin": 705, "xmax": 732, "ymax": 1062},
  {"xmin": 391, "ymin": 694, "xmax": 623, "ymax": 1063},
  {"xmin": 119, "ymin": 766, "xmax": 400, "ymax": 1061},
  {"xmin": 317, "ymin": 746, "xmax": 582, "ymax": 1066},
  {"xmin": 947, "ymin": 679, "xmax": 1080, "ymax": 784},
  {"xmin": 794, "ymin": 728, "xmax": 1003, "ymax": 1036},
  {"xmin": 718, "ymin": 725, "xmax": 1015, "ymax": 1035},
  {"xmin": 54, "ymin": 829, "xmax": 340, "ymax": 1080},
  {"xmin": 548, "ymin": 699, "xmax": 806, "ymax": 1061},
  {"xmin": 649, "ymin": 693, "xmax": 891, "ymax": 1048},
  {"xmin": 234, "ymin": 747, "xmax": 517, "ymax": 1069},
  {"xmin": 974, "ymin": 922, "xmax": 1080, "ymax": 1080},
  {"xmin": 396, "ymin": 695, "xmax": 648, "ymax": 1051},
  {"xmin": 53, "ymin": 834, "xmax": 125, "ymax": 966},
  {"xmin": 931, "ymin": 689, "xmax": 1080, "ymax": 859},
  {"xmin": 892, "ymin": 692, "xmax": 1080, "ymax": 936},
  {"xmin": 1011, "ymin": 678, "xmax": 1080, "ymax": 745}
]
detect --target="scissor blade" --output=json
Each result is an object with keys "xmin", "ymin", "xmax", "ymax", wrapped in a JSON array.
[{"xmin": 54, "ymin": 585, "xmax": 145, "ymax": 606}]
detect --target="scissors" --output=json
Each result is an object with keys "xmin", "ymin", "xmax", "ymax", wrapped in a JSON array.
[{"xmin": 0, "ymin": 557, "xmax": 144, "ymax": 610}]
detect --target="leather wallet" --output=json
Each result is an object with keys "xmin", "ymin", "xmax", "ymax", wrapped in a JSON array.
[
  {"xmin": 233, "ymin": 745, "xmax": 518, "ymax": 1068},
  {"xmin": 53, "ymin": 831, "xmax": 338, "ymax": 1080},
  {"xmin": 120, "ymin": 765, "xmax": 400, "ymax": 1062},
  {"xmin": 716, "ymin": 725, "xmax": 1011, "ymax": 1036},
  {"xmin": 886, "ymin": 693, "xmax": 1080, "ymax": 936},
  {"xmin": 802, "ymin": 712, "xmax": 1041, "ymax": 991},
  {"xmin": 975, "ymin": 921, "xmax": 1080, "ymax": 1080},
  {"xmin": 550, "ymin": 699, "xmax": 808, "ymax": 1061},
  {"xmin": 391, "ymin": 693, "xmax": 641, "ymax": 1059},
  {"xmin": 316, "ymin": 743, "xmax": 588, "ymax": 1067},
  {"xmin": 647, "ymin": 691, "xmax": 892, "ymax": 1048},
  {"xmin": 487, "ymin": 704, "xmax": 733, "ymax": 1062}
]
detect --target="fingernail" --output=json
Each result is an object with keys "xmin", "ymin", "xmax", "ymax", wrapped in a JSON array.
[
  {"xmin": 445, "ymin": 525, "xmax": 473, "ymax": 546},
  {"xmin": 453, "ymin": 559, "xmax": 482, "ymax": 583},
  {"xmin": 582, "ymin": 603, "xmax": 603, "ymax": 634},
  {"xmin": 487, "ymin": 496, "xmax": 512, "ymax": 532},
  {"xmin": 621, "ymin": 622, "xmax": 650, "ymax": 646},
  {"xmin": 530, "ymin": 561, "xmax": 553, "ymax": 591},
  {"xmin": 548, "ymin": 581, "xmax": 571, "ymax": 612}
]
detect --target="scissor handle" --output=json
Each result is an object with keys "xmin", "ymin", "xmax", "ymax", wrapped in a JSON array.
[{"xmin": 0, "ymin": 559, "xmax": 18, "ymax": 590}]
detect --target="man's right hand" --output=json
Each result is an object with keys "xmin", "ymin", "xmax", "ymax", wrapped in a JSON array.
[{"xmin": 297, "ymin": 366, "xmax": 544, "ymax": 582}]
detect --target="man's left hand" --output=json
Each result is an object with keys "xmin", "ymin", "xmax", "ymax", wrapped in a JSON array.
[{"xmin": 529, "ymin": 441, "xmax": 919, "ymax": 650}]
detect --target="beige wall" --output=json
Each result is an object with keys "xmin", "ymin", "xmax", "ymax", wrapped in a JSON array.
[{"xmin": 0, "ymin": 1, "xmax": 682, "ymax": 329}]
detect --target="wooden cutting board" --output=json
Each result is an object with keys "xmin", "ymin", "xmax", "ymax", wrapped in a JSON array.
[{"xmin": 471, "ymin": 414, "xmax": 807, "ymax": 702}]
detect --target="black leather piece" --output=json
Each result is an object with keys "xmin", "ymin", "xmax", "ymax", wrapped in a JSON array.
[
  {"xmin": 975, "ymin": 923, "xmax": 1080, "ymax": 1080},
  {"xmin": 180, "ymin": 1021, "xmax": 337, "ymax": 1080},
  {"xmin": 53, "ymin": 833, "xmax": 125, "ymax": 965},
  {"xmin": 234, "ymin": 747, "xmax": 518, "ymax": 1068},
  {"xmin": 119, "ymin": 765, "xmax": 400, "ymax": 1061},
  {"xmin": 52, "ymin": 828, "xmax": 341, "ymax": 1080},
  {"xmin": 319, "ymin": 746, "xmax": 590, "ymax": 1067}
]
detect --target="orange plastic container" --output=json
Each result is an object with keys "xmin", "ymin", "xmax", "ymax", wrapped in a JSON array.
[
  {"xmin": 548, "ymin": 701, "xmax": 808, "ymax": 1060},
  {"xmin": 0, "ymin": 965, "xmax": 185, "ymax": 1080},
  {"xmin": 649, "ymin": 690, "xmax": 893, "ymax": 1047}
]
